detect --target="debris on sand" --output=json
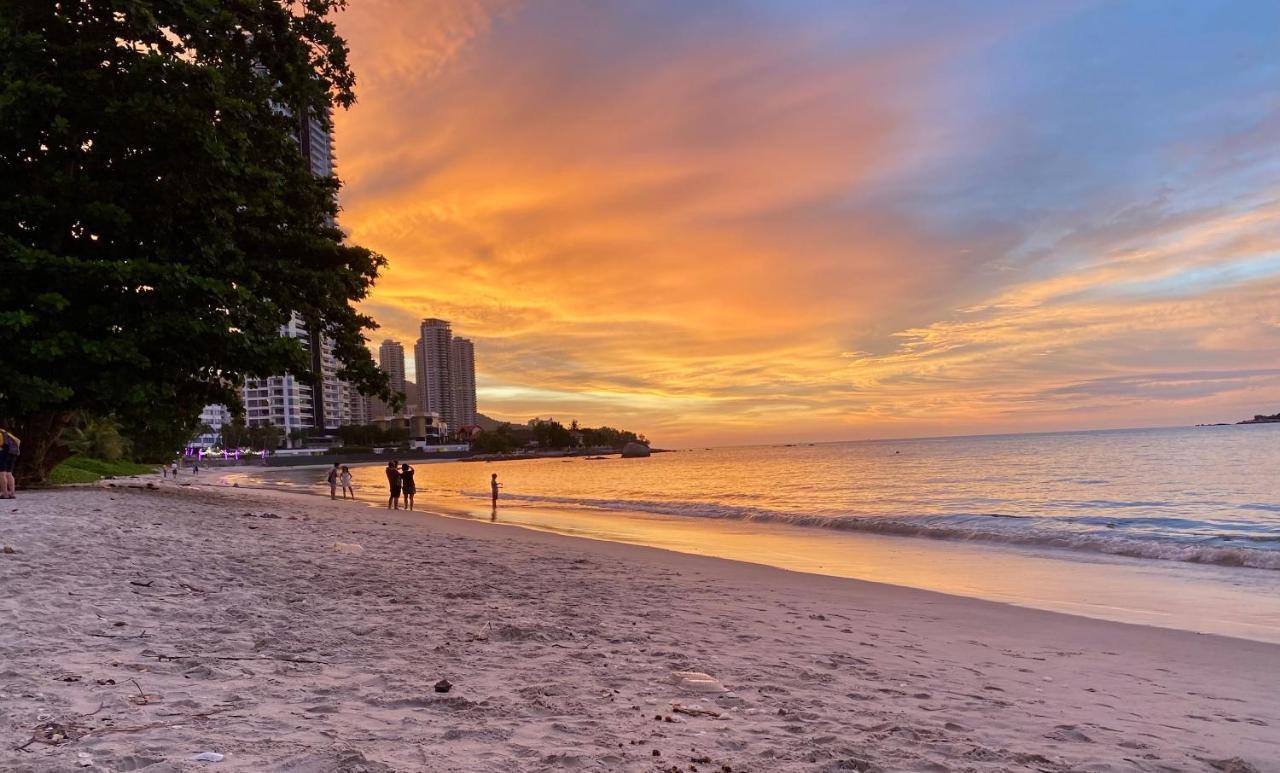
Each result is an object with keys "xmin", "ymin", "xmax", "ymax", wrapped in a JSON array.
[
  {"xmin": 192, "ymin": 751, "xmax": 225, "ymax": 762},
  {"xmin": 669, "ymin": 671, "xmax": 728, "ymax": 693}
]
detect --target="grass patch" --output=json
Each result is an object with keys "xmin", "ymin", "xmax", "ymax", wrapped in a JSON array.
[{"xmin": 49, "ymin": 457, "xmax": 157, "ymax": 485}]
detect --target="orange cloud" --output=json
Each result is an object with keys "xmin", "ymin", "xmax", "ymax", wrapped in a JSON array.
[{"xmin": 330, "ymin": 2, "xmax": 1280, "ymax": 445}]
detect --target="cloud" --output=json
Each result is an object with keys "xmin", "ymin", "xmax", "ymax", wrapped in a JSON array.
[{"xmin": 331, "ymin": 1, "xmax": 1280, "ymax": 445}]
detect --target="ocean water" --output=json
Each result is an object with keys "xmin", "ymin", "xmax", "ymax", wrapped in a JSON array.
[{"xmin": 227, "ymin": 424, "xmax": 1280, "ymax": 640}]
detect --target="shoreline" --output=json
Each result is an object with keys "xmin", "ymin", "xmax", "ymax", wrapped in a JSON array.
[
  {"xmin": 2, "ymin": 482, "xmax": 1277, "ymax": 771},
  {"xmin": 213, "ymin": 470, "xmax": 1280, "ymax": 645}
]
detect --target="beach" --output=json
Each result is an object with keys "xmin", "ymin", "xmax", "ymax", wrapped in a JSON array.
[{"xmin": 1, "ymin": 481, "xmax": 1277, "ymax": 772}]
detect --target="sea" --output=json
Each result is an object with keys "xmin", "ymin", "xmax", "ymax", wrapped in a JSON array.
[{"xmin": 226, "ymin": 424, "xmax": 1280, "ymax": 643}]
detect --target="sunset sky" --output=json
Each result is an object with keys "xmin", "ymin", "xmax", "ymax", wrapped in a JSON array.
[{"xmin": 331, "ymin": 0, "xmax": 1280, "ymax": 447}]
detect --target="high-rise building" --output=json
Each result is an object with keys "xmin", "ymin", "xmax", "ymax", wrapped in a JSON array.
[
  {"xmin": 243, "ymin": 314, "xmax": 314, "ymax": 432},
  {"xmin": 450, "ymin": 337, "xmax": 477, "ymax": 429},
  {"xmin": 379, "ymin": 339, "xmax": 407, "ymax": 409},
  {"xmin": 403, "ymin": 379, "xmax": 419, "ymax": 416},
  {"xmin": 346, "ymin": 388, "xmax": 370, "ymax": 426},
  {"xmin": 199, "ymin": 108, "xmax": 361, "ymax": 446},
  {"xmin": 193, "ymin": 404, "xmax": 233, "ymax": 448},
  {"xmin": 414, "ymin": 318, "xmax": 456, "ymax": 430}
]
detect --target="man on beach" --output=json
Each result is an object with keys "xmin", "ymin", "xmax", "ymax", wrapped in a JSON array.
[
  {"xmin": 327, "ymin": 463, "xmax": 340, "ymax": 500},
  {"xmin": 491, "ymin": 473, "xmax": 501, "ymax": 508},
  {"xmin": 386, "ymin": 460, "xmax": 401, "ymax": 510}
]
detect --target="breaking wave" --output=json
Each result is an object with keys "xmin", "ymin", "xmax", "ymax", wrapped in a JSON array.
[{"xmin": 471, "ymin": 492, "xmax": 1280, "ymax": 571}]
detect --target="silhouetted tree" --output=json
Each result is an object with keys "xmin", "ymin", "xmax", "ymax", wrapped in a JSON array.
[{"xmin": 0, "ymin": 0, "xmax": 390, "ymax": 483}]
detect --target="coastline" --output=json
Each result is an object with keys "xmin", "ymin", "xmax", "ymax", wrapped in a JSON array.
[
  {"xmin": 218, "ymin": 466, "xmax": 1280, "ymax": 645},
  {"xmin": 1, "ymin": 481, "xmax": 1277, "ymax": 771}
]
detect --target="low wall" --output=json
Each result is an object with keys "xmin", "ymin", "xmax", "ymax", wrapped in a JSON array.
[{"xmin": 261, "ymin": 448, "xmax": 475, "ymax": 467}]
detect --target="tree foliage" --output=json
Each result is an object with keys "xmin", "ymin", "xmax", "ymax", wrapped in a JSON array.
[
  {"xmin": 63, "ymin": 413, "xmax": 130, "ymax": 462},
  {"xmin": 219, "ymin": 418, "xmax": 282, "ymax": 453},
  {"xmin": 578, "ymin": 425, "xmax": 647, "ymax": 449},
  {"xmin": 476, "ymin": 419, "xmax": 650, "ymax": 452},
  {"xmin": 531, "ymin": 419, "xmax": 574, "ymax": 450},
  {"xmin": 335, "ymin": 422, "xmax": 409, "ymax": 447},
  {"xmin": 0, "ymin": 0, "xmax": 390, "ymax": 483},
  {"xmin": 471, "ymin": 426, "xmax": 519, "ymax": 454}
]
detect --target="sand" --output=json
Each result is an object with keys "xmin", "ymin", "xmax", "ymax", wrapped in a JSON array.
[{"xmin": 1, "ymin": 480, "xmax": 1277, "ymax": 772}]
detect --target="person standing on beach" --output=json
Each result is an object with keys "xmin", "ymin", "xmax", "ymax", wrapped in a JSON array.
[
  {"xmin": 0, "ymin": 428, "xmax": 19, "ymax": 499},
  {"xmin": 491, "ymin": 473, "xmax": 502, "ymax": 507},
  {"xmin": 339, "ymin": 466, "xmax": 354, "ymax": 500},
  {"xmin": 326, "ymin": 462, "xmax": 340, "ymax": 500},
  {"xmin": 400, "ymin": 463, "xmax": 416, "ymax": 511},
  {"xmin": 170, "ymin": 461, "xmax": 178, "ymax": 478},
  {"xmin": 386, "ymin": 461, "xmax": 401, "ymax": 509}
]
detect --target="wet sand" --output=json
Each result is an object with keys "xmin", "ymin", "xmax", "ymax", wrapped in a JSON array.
[{"xmin": 1, "ymin": 481, "xmax": 1276, "ymax": 771}]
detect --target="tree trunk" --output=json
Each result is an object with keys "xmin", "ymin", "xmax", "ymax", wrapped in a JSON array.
[{"xmin": 13, "ymin": 412, "xmax": 74, "ymax": 488}]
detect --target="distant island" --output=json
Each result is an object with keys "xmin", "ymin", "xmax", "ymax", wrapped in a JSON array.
[{"xmin": 1238, "ymin": 412, "xmax": 1280, "ymax": 424}]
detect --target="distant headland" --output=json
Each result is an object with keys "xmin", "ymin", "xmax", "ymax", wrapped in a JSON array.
[{"xmin": 1238, "ymin": 412, "xmax": 1280, "ymax": 424}]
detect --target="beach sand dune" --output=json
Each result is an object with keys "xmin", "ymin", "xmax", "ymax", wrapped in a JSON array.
[{"xmin": 1, "ymin": 484, "xmax": 1276, "ymax": 771}]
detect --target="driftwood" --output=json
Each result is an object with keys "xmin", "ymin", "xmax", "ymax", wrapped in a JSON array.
[
  {"xmin": 671, "ymin": 703, "xmax": 722, "ymax": 718},
  {"xmin": 143, "ymin": 652, "xmax": 328, "ymax": 665}
]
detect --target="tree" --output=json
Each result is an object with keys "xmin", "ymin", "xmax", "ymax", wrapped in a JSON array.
[
  {"xmin": 220, "ymin": 418, "xmax": 251, "ymax": 451},
  {"xmin": 579, "ymin": 425, "xmax": 646, "ymax": 449},
  {"xmin": 64, "ymin": 413, "xmax": 130, "ymax": 462},
  {"xmin": 126, "ymin": 411, "xmax": 202, "ymax": 463},
  {"xmin": 532, "ymin": 420, "xmax": 574, "ymax": 450},
  {"xmin": 0, "ymin": 1, "xmax": 391, "ymax": 483},
  {"xmin": 472, "ymin": 426, "xmax": 518, "ymax": 454}
]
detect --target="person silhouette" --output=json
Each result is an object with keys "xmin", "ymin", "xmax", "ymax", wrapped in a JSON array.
[
  {"xmin": 386, "ymin": 461, "xmax": 401, "ymax": 509},
  {"xmin": 326, "ymin": 462, "xmax": 340, "ymax": 500},
  {"xmin": 400, "ymin": 463, "xmax": 416, "ymax": 511}
]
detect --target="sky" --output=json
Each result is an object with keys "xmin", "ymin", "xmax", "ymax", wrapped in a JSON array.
[{"xmin": 330, "ymin": 0, "xmax": 1280, "ymax": 447}]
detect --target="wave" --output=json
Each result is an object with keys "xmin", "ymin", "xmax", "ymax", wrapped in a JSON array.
[{"xmin": 467, "ymin": 491, "xmax": 1280, "ymax": 571}]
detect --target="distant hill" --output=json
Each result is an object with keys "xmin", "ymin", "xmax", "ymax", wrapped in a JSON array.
[
  {"xmin": 1239, "ymin": 412, "xmax": 1280, "ymax": 424},
  {"xmin": 475, "ymin": 412, "xmax": 515, "ymax": 431}
]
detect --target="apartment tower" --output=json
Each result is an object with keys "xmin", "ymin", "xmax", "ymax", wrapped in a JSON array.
[
  {"xmin": 450, "ymin": 337, "xmax": 478, "ymax": 428},
  {"xmin": 218, "ymin": 110, "xmax": 359, "ymax": 442},
  {"xmin": 414, "ymin": 319, "xmax": 456, "ymax": 428}
]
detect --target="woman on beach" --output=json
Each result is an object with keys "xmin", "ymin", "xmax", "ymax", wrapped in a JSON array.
[
  {"xmin": 385, "ymin": 461, "xmax": 401, "ymax": 509},
  {"xmin": 0, "ymin": 428, "xmax": 18, "ymax": 499},
  {"xmin": 400, "ymin": 463, "xmax": 416, "ymax": 511},
  {"xmin": 339, "ymin": 466, "xmax": 354, "ymax": 500}
]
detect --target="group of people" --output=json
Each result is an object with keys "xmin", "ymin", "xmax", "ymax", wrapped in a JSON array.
[
  {"xmin": 326, "ymin": 461, "xmax": 504, "ymax": 517},
  {"xmin": 161, "ymin": 460, "xmax": 198, "ymax": 479},
  {"xmin": 384, "ymin": 461, "xmax": 417, "ymax": 510},
  {"xmin": 0, "ymin": 428, "xmax": 20, "ymax": 500},
  {"xmin": 326, "ymin": 463, "xmax": 356, "ymax": 501}
]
